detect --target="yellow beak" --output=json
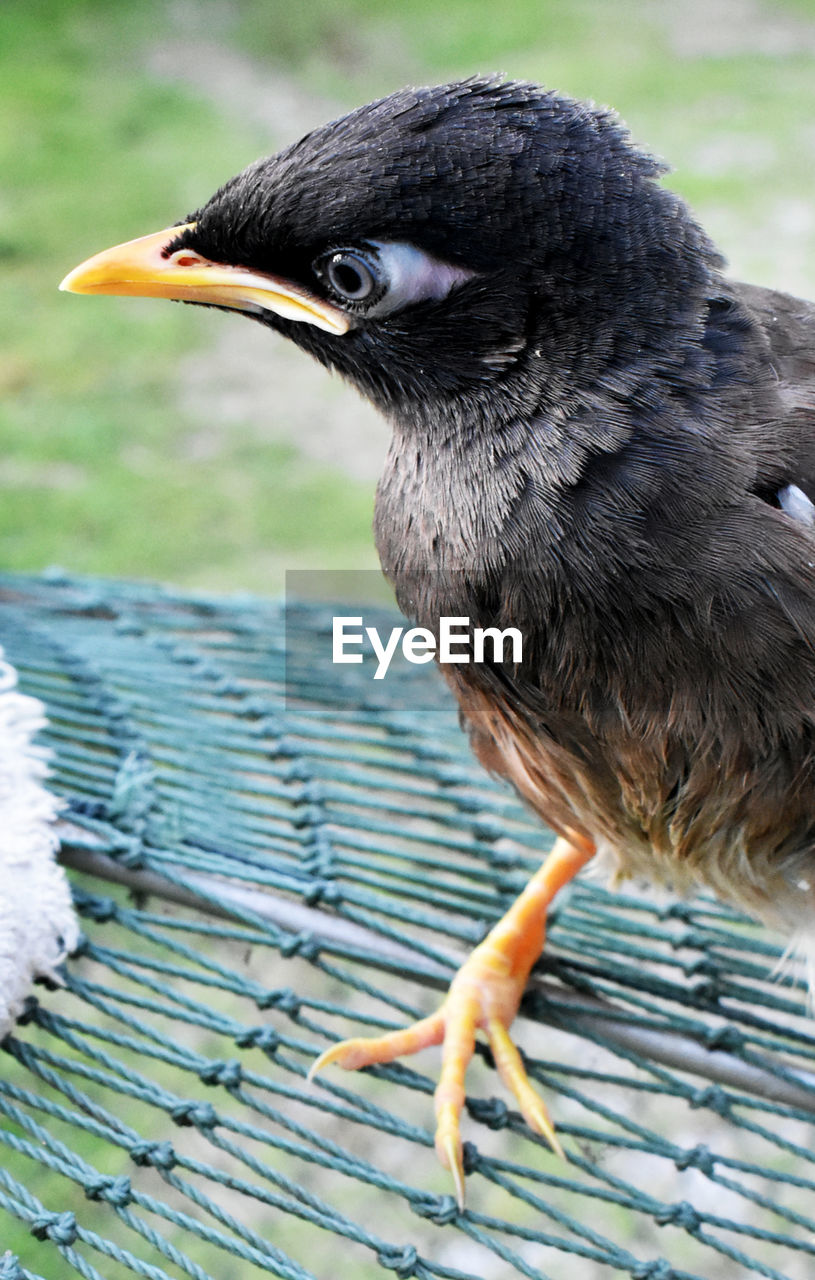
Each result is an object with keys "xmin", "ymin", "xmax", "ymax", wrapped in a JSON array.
[{"xmin": 59, "ymin": 223, "xmax": 351, "ymax": 336}]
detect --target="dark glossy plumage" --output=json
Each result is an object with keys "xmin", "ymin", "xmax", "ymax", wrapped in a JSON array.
[
  {"xmin": 91, "ymin": 78, "xmax": 815, "ymax": 937},
  {"xmin": 59, "ymin": 75, "xmax": 815, "ymax": 1199}
]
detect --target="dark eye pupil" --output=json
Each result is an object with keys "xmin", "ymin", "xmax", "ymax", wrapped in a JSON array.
[{"xmin": 326, "ymin": 252, "xmax": 376, "ymax": 301}]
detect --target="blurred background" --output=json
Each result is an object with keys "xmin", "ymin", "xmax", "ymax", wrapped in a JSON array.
[
  {"xmin": 3, "ymin": 6, "xmax": 815, "ymax": 1275},
  {"xmin": 2, "ymin": 0, "xmax": 815, "ymax": 596}
]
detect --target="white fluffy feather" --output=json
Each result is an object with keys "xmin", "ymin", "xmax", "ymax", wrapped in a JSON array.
[{"xmin": 0, "ymin": 649, "xmax": 78, "ymax": 1035}]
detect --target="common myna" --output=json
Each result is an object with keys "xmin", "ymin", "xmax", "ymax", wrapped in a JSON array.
[{"xmin": 61, "ymin": 77, "xmax": 815, "ymax": 1206}]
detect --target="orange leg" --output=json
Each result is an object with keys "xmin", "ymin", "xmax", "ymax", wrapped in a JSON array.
[{"xmin": 309, "ymin": 832, "xmax": 596, "ymax": 1207}]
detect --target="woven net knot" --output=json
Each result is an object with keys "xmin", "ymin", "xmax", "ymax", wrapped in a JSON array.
[
  {"xmin": 130, "ymin": 1139, "xmax": 177, "ymax": 1170},
  {"xmin": 279, "ymin": 932, "xmax": 320, "ymax": 961},
  {"xmin": 702, "ymin": 1024, "xmax": 745, "ymax": 1052},
  {"xmin": 82, "ymin": 896, "xmax": 118, "ymax": 923},
  {"xmin": 235, "ymin": 1026, "xmax": 282, "ymax": 1054},
  {"xmin": 200, "ymin": 1058, "xmax": 242, "ymax": 1088},
  {"xmin": 467, "ymin": 1096, "xmax": 510, "ymax": 1129},
  {"xmin": 674, "ymin": 1144, "xmax": 716, "ymax": 1176},
  {"xmin": 256, "ymin": 987, "xmax": 301, "ymax": 1015},
  {"xmin": 411, "ymin": 1194, "xmax": 459, "ymax": 1226},
  {"xmin": 304, "ymin": 880, "xmax": 341, "ymax": 908},
  {"xmin": 655, "ymin": 1201, "xmax": 701, "ymax": 1233},
  {"xmin": 31, "ymin": 1210, "xmax": 78, "ymax": 1245},
  {"xmin": 84, "ymin": 1174, "xmax": 133, "ymax": 1207},
  {"xmin": 377, "ymin": 1244, "xmax": 419, "ymax": 1278},
  {"xmin": 632, "ymin": 1261, "xmax": 676, "ymax": 1280},
  {"xmin": 688, "ymin": 1084, "xmax": 730, "ymax": 1116},
  {"xmin": 171, "ymin": 1100, "xmax": 217, "ymax": 1129}
]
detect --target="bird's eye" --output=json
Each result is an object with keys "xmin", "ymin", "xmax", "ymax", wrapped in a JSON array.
[
  {"xmin": 313, "ymin": 241, "xmax": 476, "ymax": 320},
  {"xmin": 321, "ymin": 250, "xmax": 381, "ymax": 304}
]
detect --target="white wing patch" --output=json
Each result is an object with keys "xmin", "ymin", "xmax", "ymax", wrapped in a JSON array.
[{"xmin": 778, "ymin": 483, "xmax": 815, "ymax": 527}]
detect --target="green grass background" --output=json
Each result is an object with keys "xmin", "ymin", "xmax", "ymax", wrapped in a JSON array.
[
  {"xmin": 2, "ymin": 0, "xmax": 815, "ymax": 593},
  {"xmin": 2, "ymin": 0, "xmax": 815, "ymax": 1271}
]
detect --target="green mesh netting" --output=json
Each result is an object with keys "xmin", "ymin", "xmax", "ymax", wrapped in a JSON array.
[{"xmin": 1, "ymin": 569, "xmax": 815, "ymax": 1280}]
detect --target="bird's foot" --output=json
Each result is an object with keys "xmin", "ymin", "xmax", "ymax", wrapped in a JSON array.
[
  {"xmin": 309, "ymin": 834, "xmax": 594, "ymax": 1207},
  {"xmin": 309, "ymin": 940, "xmax": 561, "ymax": 1206}
]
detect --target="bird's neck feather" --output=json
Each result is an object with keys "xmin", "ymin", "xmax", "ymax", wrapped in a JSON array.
[{"xmin": 374, "ymin": 282, "xmax": 774, "ymax": 631}]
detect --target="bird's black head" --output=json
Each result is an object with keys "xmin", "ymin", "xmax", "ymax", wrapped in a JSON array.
[{"xmin": 62, "ymin": 76, "xmax": 723, "ymax": 431}]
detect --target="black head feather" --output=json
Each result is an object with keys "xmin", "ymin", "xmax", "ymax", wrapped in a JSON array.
[
  {"xmin": 175, "ymin": 77, "xmax": 724, "ymax": 420},
  {"xmin": 190, "ymin": 77, "xmax": 668, "ymax": 269}
]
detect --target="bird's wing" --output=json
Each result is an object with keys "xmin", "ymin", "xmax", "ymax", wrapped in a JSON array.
[{"xmin": 733, "ymin": 281, "xmax": 815, "ymax": 496}]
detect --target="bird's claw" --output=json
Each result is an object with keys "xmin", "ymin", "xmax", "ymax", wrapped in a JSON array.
[
  {"xmin": 485, "ymin": 1017, "xmax": 564, "ymax": 1160},
  {"xmin": 308, "ymin": 968, "xmax": 562, "ymax": 1207},
  {"xmin": 437, "ymin": 1129, "xmax": 467, "ymax": 1211},
  {"xmin": 308, "ymin": 1037, "xmax": 384, "ymax": 1079}
]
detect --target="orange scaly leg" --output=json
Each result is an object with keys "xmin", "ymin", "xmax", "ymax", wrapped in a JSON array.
[{"xmin": 309, "ymin": 833, "xmax": 596, "ymax": 1207}]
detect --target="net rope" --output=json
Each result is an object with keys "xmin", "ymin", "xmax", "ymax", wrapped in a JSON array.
[{"xmin": 1, "ymin": 569, "xmax": 814, "ymax": 1280}]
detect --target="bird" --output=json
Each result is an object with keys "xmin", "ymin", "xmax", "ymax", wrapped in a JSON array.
[{"xmin": 60, "ymin": 75, "xmax": 815, "ymax": 1208}]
